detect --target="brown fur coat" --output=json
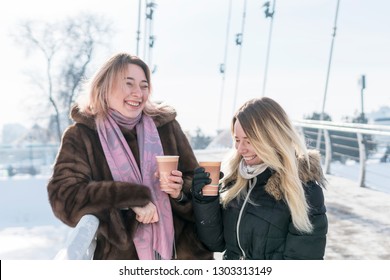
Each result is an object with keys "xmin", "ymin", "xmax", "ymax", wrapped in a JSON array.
[{"xmin": 47, "ymin": 105, "xmax": 212, "ymax": 260}]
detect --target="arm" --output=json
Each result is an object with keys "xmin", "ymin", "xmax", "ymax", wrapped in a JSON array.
[
  {"xmin": 191, "ymin": 168, "xmax": 226, "ymax": 252},
  {"xmin": 192, "ymin": 199, "xmax": 226, "ymax": 252},
  {"xmin": 284, "ymin": 181, "xmax": 328, "ymax": 259},
  {"xmin": 47, "ymin": 125, "xmax": 152, "ymax": 227}
]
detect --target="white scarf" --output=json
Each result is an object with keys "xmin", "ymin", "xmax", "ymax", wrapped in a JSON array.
[{"xmin": 238, "ymin": 159, "xmax": 268, "ymax": 179}]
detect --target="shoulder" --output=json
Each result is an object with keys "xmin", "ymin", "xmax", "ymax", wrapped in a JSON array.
[
  {"xmin": 153, "ymin": 107, "xmax": 187, "ymax": 138},
  {"xmin": 297, "ymin": 150, "xmax": 327, "ymax": 188},
  {"xmin": 61, "ymin": 120, "xmax": 97, "ymax": 146},
  {"xmin": 304, "ymin": 180, "xmax": 326, "ymax": 213},
  {"xmin": 150, "ymin": 104, "xmax": 177, "ymax": 128},
  {"xmin": 59, "ymin": 125, "xmax": 85, "ymax": 151},
  {"xmin": 70, "ymin": 104, "xmax": 97, "ymax": 130}
]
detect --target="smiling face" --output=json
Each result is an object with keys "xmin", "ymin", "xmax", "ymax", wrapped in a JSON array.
[
  {"xmin": 108, "ymin": 63, "xmax": 150, "ymax": 119},
  {"xmin": 234, "ymin": 120, "xmax": 263, "ymax": 166}
]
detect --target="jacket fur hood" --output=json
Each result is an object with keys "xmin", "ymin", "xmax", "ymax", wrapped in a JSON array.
[
  {"xmin": 265, "ymin": 150, "xmax": 327, "ymax": 200},
  {"xmin": 70, "ymin": 104, "xmax": 177, "ymax": 130}
]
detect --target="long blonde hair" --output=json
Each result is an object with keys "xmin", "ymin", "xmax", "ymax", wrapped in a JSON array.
[
  {"xmin": 77, "ymin": 52, "xmax": 174, "ymax": 118},
  {"xmin": 221, "ymin": 97, "xmax": 313, "ymax": 233}
]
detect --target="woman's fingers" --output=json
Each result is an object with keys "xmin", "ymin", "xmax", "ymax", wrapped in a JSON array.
[
  {"xmin": 151, "ymin": 211, "xmax": 159, "ymax": 223},
  {"xmin": 160, "ymin": 170, "xmax": 183, "ymax": 199},
  {"xmin": 132, "ymin": 202, "xmax": 159, "ymax": 224}
]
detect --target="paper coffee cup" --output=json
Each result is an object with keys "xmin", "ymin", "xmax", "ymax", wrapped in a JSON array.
[
  {"xmin": 199, "ymin": 161, "xmax": 221, "ymax": 196},
  {"xmin": 156, "ymin": 155, "xmax": 179, "ymax": 191}
]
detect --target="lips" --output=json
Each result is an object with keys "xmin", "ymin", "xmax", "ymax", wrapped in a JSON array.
[
  {"xmin": 243, "ymin": 155, "xmax": 257, "ymax": 161},
  {"xmin": 125, "ymin": 100, "xmax": 141, "ymax": 107}
]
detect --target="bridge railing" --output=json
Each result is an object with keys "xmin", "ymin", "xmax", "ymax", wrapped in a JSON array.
[
  {"xmin": 54, "ymin": 120, "xmax": 390, "ymax": 260},
  {"xmin": 54, "ymin": 215, "xmax": 99, "ymax": 260},
  {"xmin": 294, "ymin": 119, "xmax": 390, "ymax": 188}
]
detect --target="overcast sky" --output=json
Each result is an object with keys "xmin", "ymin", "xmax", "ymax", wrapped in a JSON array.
[{"xmin": 1, "ymin": 0, "xmax": 390, "ymax": 135}]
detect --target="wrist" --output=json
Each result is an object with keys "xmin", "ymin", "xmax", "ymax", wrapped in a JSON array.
[
  {"xmin": 174, "ymin": 191, "xmax": 189, "ymax": 203},
  {"xmin": 174, "ymin": 191, "xmax": 183, "ymax": 200}
]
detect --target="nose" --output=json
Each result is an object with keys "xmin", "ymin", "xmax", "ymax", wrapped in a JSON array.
[
  {"xmin": 236, "ymin": 141, "xmax": 247, "ymax": 155},
  {"xmin": 131, "ymin": 85, "xmax": 142, "ymax": 97}
]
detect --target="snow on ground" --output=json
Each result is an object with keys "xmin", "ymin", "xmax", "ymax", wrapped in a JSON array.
[
  {"xmin": 0, "ymin": 225, "xmax": 70, "ymax": 259},
  {"xmin": 1, "ymin": 164, "xmax": 389, "ymax": 260},
  {"xmin": 0, "ymin": 175, "xmax": 73, "ymax": 259},
  {"xmin": 324, "ymin": 175, "xmax": 390, "ymax": 259}
]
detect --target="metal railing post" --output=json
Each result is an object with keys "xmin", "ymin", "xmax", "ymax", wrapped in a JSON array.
[
  {"xmin": 54, "ymin": 214, "xmax": 99, "ymax": 260},
  {"xmin": 324, "ymin": 129, "xmax": 332, "ymax": 174},
  {"xmin": 357, "ymin": 133, "xmax": 366, "ymax": 188}
]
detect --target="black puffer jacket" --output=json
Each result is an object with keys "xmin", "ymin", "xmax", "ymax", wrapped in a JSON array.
[{"xmin": 193, "ymin": 151, "xmax": 328, "ymax": 260}]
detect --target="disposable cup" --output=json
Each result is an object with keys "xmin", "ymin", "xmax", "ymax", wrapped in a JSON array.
[
  {"xmin": 199, "ymin": 161, "xmax": 221, "ymax": 196},
  {"xmin": 156, "ymin": 155, "xmax": 179, "ymax": 191}
]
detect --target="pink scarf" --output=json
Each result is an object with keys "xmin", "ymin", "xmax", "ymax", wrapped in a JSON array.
[{"xmin": 96, "ymin": 109, "xmax": 174, "ymax": 260}]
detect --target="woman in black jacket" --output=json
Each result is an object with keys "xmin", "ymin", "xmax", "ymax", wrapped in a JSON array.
[{"xmin": 192, "ymin": 97, "xmax": 328, "ymax": 260}]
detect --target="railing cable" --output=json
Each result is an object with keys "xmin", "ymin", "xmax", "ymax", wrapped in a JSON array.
[{"xmin": 217, "ymin": 0, "xmax": 233, "ymax": 131}]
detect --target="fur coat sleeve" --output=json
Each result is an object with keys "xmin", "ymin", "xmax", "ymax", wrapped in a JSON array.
[{"xmin": 47, "ymin": 123, "xmax": 152, "ymax": 249}]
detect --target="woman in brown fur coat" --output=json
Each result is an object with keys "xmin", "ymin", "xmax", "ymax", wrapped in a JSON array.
[
  {"xmin": 47, "ymin": 52, "xmax": 212, "ymax": 260},
  {"xmin": 192, "ymin": 97, "xmax": 328, "ymax": 259}
]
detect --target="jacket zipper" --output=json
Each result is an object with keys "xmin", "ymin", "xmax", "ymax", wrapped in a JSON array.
[{"xmin": 236, "ymin": 176, "xmax": 257, "ymax": 260}]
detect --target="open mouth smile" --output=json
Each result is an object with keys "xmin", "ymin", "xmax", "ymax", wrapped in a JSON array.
[
  {"xmin": 243, "ymin": 155, "xmax": 257, "ymax": 161},
  {"xmin": 125, "ymin": 100, "xmax": 141, "ymax": 107}
]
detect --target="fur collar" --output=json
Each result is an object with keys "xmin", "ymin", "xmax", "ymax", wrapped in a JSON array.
[
  {"xmin": 264, "ymin": 150, "xmax": 327, "ymax": 200},
  {"xmin": 70, "ymin": 104, "xmax": 177, "ymax": 130}
]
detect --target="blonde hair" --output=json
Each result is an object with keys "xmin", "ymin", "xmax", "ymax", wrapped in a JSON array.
[
  {"xmin": 221, "ymin": 97, "xmax": 313, "ymax": 233},
  {"xmin": 77, "ymin": 52, "xmax": 174, "ymax": 119}
]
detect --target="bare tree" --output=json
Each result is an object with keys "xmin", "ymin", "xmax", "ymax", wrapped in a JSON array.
[{"xmin": 14, "ymin": 14, "xmax": 112, "ymax": 142}]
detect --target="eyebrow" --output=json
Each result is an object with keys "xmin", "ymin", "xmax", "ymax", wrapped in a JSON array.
[{"xmin": 125, "ymin": 77, "xmax": 148, "ymax": 84}]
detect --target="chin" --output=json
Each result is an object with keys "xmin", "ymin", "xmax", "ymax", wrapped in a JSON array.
[{"xmin": 245, "ymin": 159, "xmax": 262, "ymax": 166}]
